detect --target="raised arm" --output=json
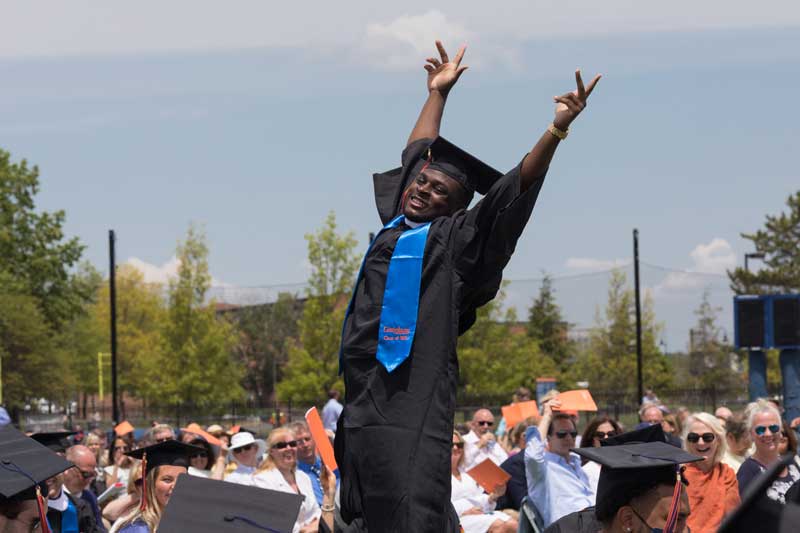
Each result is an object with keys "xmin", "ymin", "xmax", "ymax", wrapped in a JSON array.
[
  {"xmin": 407, "ymin": 41, "xmax": 468, "ymax": 146},
  {"xmin": 520, "ymin": 69, "xmax": 601, "ymax": 192}
]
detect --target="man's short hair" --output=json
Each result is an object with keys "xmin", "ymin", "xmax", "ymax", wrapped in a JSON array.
[
  {"xmin": 288, "ymin": 421, "xmax": 310, "ymax": 435},
  {"xmin": 547, "ymin": 413, "xmax": 576, "ymax": 436},
  {"xmin": 639, "ymin": 402, "xmax": 662, "ymax": 420}
]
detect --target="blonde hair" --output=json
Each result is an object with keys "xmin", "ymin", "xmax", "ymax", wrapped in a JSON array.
[
  {"xmin": 682, "ymin": 412, "xmax": 727, "ymax": 466},
  {"xmin": 452, "ymin": 431, "xmax": 466, "ymax": 470},
  {"xmin": 256, "ymin": 427, "xmax": 295, "ymax": 473},
  {"xmin": 110, "ymin": 465, "xmax": 164, "ymax": 533},
  {"xmin": 744, "ymin": 399, "xmax": 782, "ymax": 432},
  {"xmin": 126, "ymin": 461, "xmax": 143, "ymax": 496},
  {"xmin": 83, "ymin": 433, "xmax": 108, "ymax": 467}
]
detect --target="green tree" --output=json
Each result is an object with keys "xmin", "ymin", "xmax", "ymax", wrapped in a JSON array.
[
  {"xmin": 0, "ymin": 270, "xmax": 70, "ymax": 414},
  {"xmin": 0, "ymin": 149, "xmax": 89, "ymax": 329},
  {"xmin": 728, "ymin": 191, "xmax": 800, "ymax": 294},
  {"xmin": 232, "ymin": 293, "xmax": 302, "ymax": 403},
  {"xmin": 459, "ymin": 288, "xmax": 558, "ymax": 399},
  {"xmin": 688, "ymin": 289, "xmax": 743, "ymax": 389},
  {"xmin": 157, "ymin": 226, "xmax": 244, "ymax": 410},
  {"xmin": 278, "ymin": 212, "xmax": 359, "ymax": 404},
  {"xmin": 569, "ymin": 269, "xmax": 672, "ymax": 394},
  {"xmin": 527, "ymin": 274, "xmax": 572, "ymax": 372}
]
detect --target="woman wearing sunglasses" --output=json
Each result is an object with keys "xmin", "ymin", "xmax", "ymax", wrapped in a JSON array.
[
  {"xmin": 224, "ymin": 431, "xmax": 266, "ymax": 486},
  {"xmin": 253, "ymin": 427, "xmax": 321, "ymax": 533},
  {"xmin": 680, "ymin": 412, "xmax": 740, "ymax": 533},
  {"xmin": 450, "ymin": 431, "xmax": 517, "ymax": 533},
  {"xmin": 578, "ymin": 415, "xmax": 622, "ymax": 495},
  {"xmin": 737, "ymin": 399, "xmax": 800, "ymax": 503}
]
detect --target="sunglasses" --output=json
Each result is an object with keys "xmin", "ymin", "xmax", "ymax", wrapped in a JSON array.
[
  {"xmin": 190, "ymin": 451, "xmax": 208, "ymax": 459},
  {"xmin": 75, "ymin": 468, "xmax": 96, "ymax": 480},
  {"xmin": 476, "ymin": 421, "xmax": 494, "ymax": 427},
  {"xmin": 134, "ymin": 478, "xmax": 143, "ymax": 487},
  {"xmin": 233, "ymin": 443, "xmax": 255, "ymax": 453},
  {"xmin": 155, "ymin": 437, "xmax": 173, "ymax": 443},
  {"xmin": 555, "ymin": 430, "xmax": 578, "ymax": 439},
  {"xmin": 754, "ymin": 424, "xmax": 781, "ymax": 436},
  {"xmin": 272, "ymin": 440, "xmax": 298, "ymax": 450},
  {"xmin": 452, "ymin": 442, "xmax": 465, "ymax": 449},
  {"xmin": 686, "ymin": 432, "xmax": 715, "ymax": 444},
  {"xmin": 594, "ymin": 431, "xmax": 617, "ymax": 440},
  {"xmin": 114, "ymin": 446, "xmax": 130, "ymax": 452}
]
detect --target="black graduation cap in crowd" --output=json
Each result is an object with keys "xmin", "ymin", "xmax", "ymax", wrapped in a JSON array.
[
  {"xmin": 126, "ymin": 440, "xmax": 204, "ymax": 475},
  {"xmin": 0, "ymin": 426, "xmax": 73, "ymax": 501},
  {"xmin": 372, "ymin": 136, "xmax": 503, "ymax": 225},
  {"xmin": 574, "ymin": 427, "xmax": 702, "ymax": 526},
  {"xmin": 158, "ymin": 474, "xmax": 303, "ymax": 533},
  {"xmin": 718, "ymin": 454, "xmax": 800, "ymax": 533},
  {"xmin": 29, "ymin": 431, "xmax": 76, "ymax": 454}
]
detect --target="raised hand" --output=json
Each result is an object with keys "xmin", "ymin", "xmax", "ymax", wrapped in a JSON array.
[
  {"xmin": 553, "ymin": 69, "xmax": 601, "ymax": 131},
  {"xmin": 424, "ymin": 40, "xmax": 468, "ymax": 95}
]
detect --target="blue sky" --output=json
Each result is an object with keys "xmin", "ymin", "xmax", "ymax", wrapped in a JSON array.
[{"xmin": 1, "ymin": 1, "xmax": 798, "ymax": 354}]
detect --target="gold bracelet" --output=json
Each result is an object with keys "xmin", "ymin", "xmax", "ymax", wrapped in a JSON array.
[
  {"xmin": 321, "ymin": 504, "xmax": 335, "ymax": 512},
  {"xmin": 548, "ymin": 123, "xmax": 568, "ymax": 140}
]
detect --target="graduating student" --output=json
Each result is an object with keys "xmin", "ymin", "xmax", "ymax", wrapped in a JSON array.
[
  {"xmin": 335, "ymin": 40, "xmax": 601, "ymax": 532},
  {"xmin": 109, "ymin": 440, "xmax": 202, "ymax": 533}
]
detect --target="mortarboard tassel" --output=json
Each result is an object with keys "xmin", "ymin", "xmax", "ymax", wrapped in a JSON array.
[
  {"xmin": 35, "ymin": 485, "xmax": 52, "ymax": 533},
  {"xmin": 139, "ymin": 452, "xmax": 148, "ymax": 512},
  {"xmin": 663, "ymin": 467, "xmax": 684, "ymax": 533}
]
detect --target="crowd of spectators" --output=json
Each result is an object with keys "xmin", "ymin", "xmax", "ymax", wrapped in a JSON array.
[{"xmin": 7, "ymin": 387, "xmax": 800, "ymax": 533}]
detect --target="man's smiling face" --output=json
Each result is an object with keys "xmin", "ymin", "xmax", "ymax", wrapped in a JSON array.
[{"xmin": 402, "ymin": 167, "xmax": 467, "ymax": 222}]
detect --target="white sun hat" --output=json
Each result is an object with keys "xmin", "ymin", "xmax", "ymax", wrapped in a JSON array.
[{"xmin": 227, "ymin": 431, "xmax": 266, "ymax": 462}]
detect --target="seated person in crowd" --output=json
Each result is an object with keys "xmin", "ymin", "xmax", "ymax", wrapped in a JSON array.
[
  {"xmin": 578, "ymin": 415, "xmax": 622, "ymax": 495},
  {"xmin": 524, "ymin": 399, "xmax": 594, "ymax": 526},
  {"xmin": 252, "ymin": 428, "xmax": 320, "ymax": 533},
  {"xmin": 495, "ymin": 419, "xmax": 537, "ymax": 511},
  {"xmin": 464, "ymin": 409, "xmax": 508, "ymax": 469},
  {"xmin": 638, "ymin": 403, "xmax": 682, "ymax": 448},
  {"xmin": 224, "ymin": 431, "xmax": 266, "ymax": 486},
  {"xmin": 546, "ymin": 424, "xmax": 701, "ymax": 533},
  {"xmin": 721, "ymin": 413, "xmax": 751, "ymax": 473},
  {"xmin": 681, "ymin": 412, "xmax": 740, "ymax": 533},
  {"xmin": 737, "ymin": 399, "xmax": 800, "ymax": 504},
  {"xmin": 451, "ymin": 431, "xmax": 517, "ymax": 533},
  {"xmin": 289, "ymin": 421, "xmax": 332, "ymax": 506}
]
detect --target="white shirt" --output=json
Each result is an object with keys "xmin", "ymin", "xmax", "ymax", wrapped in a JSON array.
[
  {"xmin": 224, "ymin": 464, "xmax": 257, "ymax": 486},
  {"xmin": 451, "ymin": 472, "xmax": 511, "ymax": 533},
  {"xmin": 463, "ymin": 430, "xmax": 509, "ymax": 469},
  {"xmin": 252, "ymin": 467, "xmax": 320, "ymax": 533}
]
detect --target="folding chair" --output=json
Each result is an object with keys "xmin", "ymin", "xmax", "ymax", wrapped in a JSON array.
[{"xmin": 517, "ymin": 496, "xmax": 545, "ymax": 533}]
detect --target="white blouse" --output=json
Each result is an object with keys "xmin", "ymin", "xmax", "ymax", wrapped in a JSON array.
[
  {"xmin": 224, "ymin": 464, "xmax": 257, "ymax": 486},
  {"xmin": 252, "ymin": 467, "xmax": 320, "ymax": 533},
  {"xmin": 451, "ymin": 472, "xmax": 511, "ymax": 533}
]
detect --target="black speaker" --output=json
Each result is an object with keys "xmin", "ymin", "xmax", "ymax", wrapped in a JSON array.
[
  {"xmin": 735, "ymin": 298, "xmax": 765, "ymax": 348},
  {"xmin": 773, "ymin": 297, "xmax": 800, "ymax": 347}
]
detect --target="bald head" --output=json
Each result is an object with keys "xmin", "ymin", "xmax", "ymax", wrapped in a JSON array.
[
  {"xmin": 471, "ymin": 409, "xmax": 495, "ymax": 436},
  {"xmin": 64, "ymin": 445, "xmax": 97, "ymax": 493}
]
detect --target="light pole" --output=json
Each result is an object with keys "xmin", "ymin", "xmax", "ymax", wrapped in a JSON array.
[{"xmin": 744, "ymin": 252, "xmax": 765, "ymax": 272}]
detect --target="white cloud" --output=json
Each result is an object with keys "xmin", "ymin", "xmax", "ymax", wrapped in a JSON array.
[
  {"xmin": 125, "ymin": 256, "xmax": 231, "ymax": 287},
  {"xmin": 565, "ymin": 257, "xmax": 630, "ymax": 271},
  {"xmin": 2, "ymin": 2, "xmax": 798, "ymax": 60},
  {"xmin": 656, "ymin": 238, "xmax": 735, "ymax": 293},
  {"xmin": 361, "ymin": 11, "xmax": 472, "ymax": 70}
]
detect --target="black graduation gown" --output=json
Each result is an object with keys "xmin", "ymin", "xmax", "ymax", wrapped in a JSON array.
[
  {"xmin": 47, "ymin": 491, "xmax": 104, "ymax": 533},
  {"xmin": 334, "ymin": 139, "xmax": 546, "ymax": 532}
]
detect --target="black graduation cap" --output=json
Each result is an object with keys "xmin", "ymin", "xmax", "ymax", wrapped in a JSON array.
[
  {"xmin": 0, "ymin": 426, "xmax": 73, "ymax": 501},
  {"xmin": 126, "ymin": 440, "xmax": 204, "ymax": 475},
  {"xmin": 29, "ymin": 431, "xmax": 76, "ymax": 454},
  {"xmin": 158, "ymin": 473, "xmax": 304, "ymax": 533},
  {"xmin": 574, "ymin": 440, "xmax": 702, "ymax": 525},
  {"xmin": 423, "ymin": 137, "xmax": 503, "ymax": 197},
  {"xmin": 372, "ymin": 136, "xmax": 503, "ymax": 225},
  {"xmin": 718, "ymin": 454, "xmax": 800, "ymax": 533}
]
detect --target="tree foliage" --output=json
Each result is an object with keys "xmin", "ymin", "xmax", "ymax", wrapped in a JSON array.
[
  {"xmin": 568, "ymin": 270, "xmax": 673, "ymax": 393},
  {"xmin": 232, "ymin": 293, "xmax": 302, "ymax": 403},
  {"xmin": 157, "ymin": 226, "xmax": 244, "ymax": 410},
  {"xmin": 686, "ymin": 290, "xmax": 743, "ymax": 389},
  {"xmin": 729, "ymin": 191, "xmax": 800, "ymax": 294},
  {"xmin": 459, "ymin": 288, "xmax": 558, "ymax": 399},
  {"xmin": 527, "ymin": 274, "xmax": 573, "ymax": 372},
  {"xmin": 0, "ymin": 149, "xmax": 89, "ymax": 329},
  {"xmin": 278, "ymin": 212, "xmax": 359, "ymax": 404}
]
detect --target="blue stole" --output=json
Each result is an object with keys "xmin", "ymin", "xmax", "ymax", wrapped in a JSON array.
[
  {"xmin": 340, "ymin": 215, "xmax": 431, "ymax": 373},
  {"xmin": 62, "ymin": 498, "xmax": 79, "ymax": 533}
]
